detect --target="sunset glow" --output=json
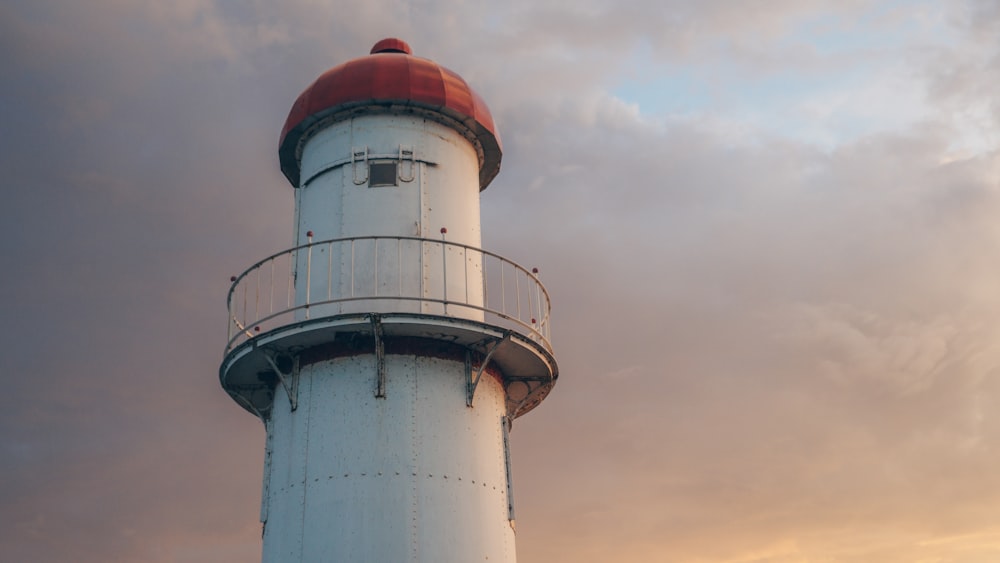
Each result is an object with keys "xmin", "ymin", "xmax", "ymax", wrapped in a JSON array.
[{"xmin": 2, "ymin": 1, "xmax": 1000, "ymax": 561}]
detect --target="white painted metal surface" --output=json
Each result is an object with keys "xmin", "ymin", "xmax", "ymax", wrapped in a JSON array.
[
  {"xmin": 292, "ymin": 115, "xmax": 486, "ymax": 323},
  {"xmin": 261, "ymin": 354, "xmax": 514, "ymax": 562},
  {"xmin": 297, "ymin": 115, "xmax": 482, "ymax": 246},
  {"xmin": 222, "ymin": 50, "xmax": 558, "ymax": 563}
]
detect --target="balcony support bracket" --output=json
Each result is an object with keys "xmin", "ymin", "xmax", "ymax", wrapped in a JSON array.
[{"xmin": 467, "ymin": 331, "xmax": 511, "ymax": 407}]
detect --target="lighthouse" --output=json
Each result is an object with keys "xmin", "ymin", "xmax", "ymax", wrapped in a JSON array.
[{"xmin": 220, "ymin": 38, "xmax": 558, "ymax": 562}]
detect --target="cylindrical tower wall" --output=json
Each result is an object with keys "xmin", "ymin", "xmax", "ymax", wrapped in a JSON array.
[
  {"xmin": 293, "ymin": 115, "xmax": 485, "ymax": 321},
  {"xmin": 220, "ymin": 39, "xmax": 556, "ymax": 563},
  {"xmin": 261, "ymin": 352, "xmax": 514, "ymax": 563},
  {"xmin": 297, "ymin": 115, "xmax": 482, "ymax": 244}
]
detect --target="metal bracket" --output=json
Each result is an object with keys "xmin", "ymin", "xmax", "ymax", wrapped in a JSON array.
[
  {"xmin": 510, "ymin": 391, "xmax": 534, "ymax": 420},
  {"xmin": 501, "ymin": 415, "xmax": 516, "ymax": 523},
  {"xmin": 260, "ymin": 418, "xmax": 273, "ymax": 525},
  {"xmin": 231, "ymin": 391, "xmax": 266, "ymax": 421},
  {"xmin": 507, "ymin": 367, "xmax": 556, "ymax": 418},
  {"xmin": 303, "ymin": 151, "xmax": 435, "ymax": 187},
  {"xmin": 352, "ymin": 146, "xmax": 369, "ymax": 185},
  {"xmin": 371, "ymin": 314, "xmax": 386, "ymax": 398},
  {"xmin": 263, "ymin": 351, "xmax": 298, "ymax": 412},
  {"xmin": 467, "ymin": 331, "xmax": 511, "ymax": 407},
  {"xmin": 398, "ymin": 145, "xmax": 415, "ymax": 182}
]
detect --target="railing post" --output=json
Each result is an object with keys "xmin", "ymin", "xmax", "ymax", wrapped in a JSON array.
[
  {"xmin": 241, "ymin": 283, "xmax": 248, "ymax": 335},
  {"xmin": 525, "ymin": 269, "xmax": 533, "ymax": 330},
  {"xmin": 532, "ymin": 267, "xmax": 540, "ymax": 333},
  {"xmin": 269, "ymin": 261, "xmax": 275, "ymax": 316},
  {"xmin": 515, "ymin": 267, "xmax": 521, "ymax": 321},
  {"xmin": 500, "ymin": 261, "xmax": 506, "ymax": 314},
  {"xmin": 440, "ymin": 228, "xmax": 448, "ymax": 314},
  {"xmin": 286, "ymin": 253, "xmax": 293, "ymax": 310},
  {"xmin": 228, "ymin": 275, "xmax": 237, "ymax": 347},
  {"xmin": 305, "ymin": 231, "xmax": 313, "ymax": 319},
  {"xmin": 482, "ymin": 254, "xmax": 489, "ymax": 313}
]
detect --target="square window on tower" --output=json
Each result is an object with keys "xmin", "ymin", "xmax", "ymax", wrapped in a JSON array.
[{"xmin": 369, "ymin": 161, "xmax": 398, "ymax": 187}]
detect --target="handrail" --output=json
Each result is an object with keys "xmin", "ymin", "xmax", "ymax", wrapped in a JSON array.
[{"xmin": 226, "ymin": 236, "xmax": 552, "ymax": 354}]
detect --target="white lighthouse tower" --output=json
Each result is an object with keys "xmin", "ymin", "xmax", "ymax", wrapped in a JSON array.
[{"xmin": 220, "ymin": 38, "xmax": 558, "ymax": 562}]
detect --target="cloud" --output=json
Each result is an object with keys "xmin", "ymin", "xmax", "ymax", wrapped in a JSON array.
[{"xmin": 3, "ymin": 1, "xmax": 1000, "ymax": 562}]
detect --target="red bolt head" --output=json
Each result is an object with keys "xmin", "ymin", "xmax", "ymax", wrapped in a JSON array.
[
  {"xmin": 306, "ymin": 230, "xmax": 314, "ymax": 237},
  {"xmin": 532, "ymin": 267, "xmax": 539, "ymax": 274},
  {"xmin": 531, "ymin": 318, "xmax": 537, "ymax": 324},
  {"xmin": 440, "ymin": 227, "xmax": 447, "ymax": 234},
  {"xmin": 254, "ymin": 326, "xmax": 261, "ymax": 332},
  {"xmin": 230, "ymin": 275, "xmax": 237, "ymax": 282}
]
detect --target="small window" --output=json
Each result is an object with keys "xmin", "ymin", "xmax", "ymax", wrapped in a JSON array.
[{"xmin": 369, "ymin": 161, "xmax": 398, "ymax": 187}]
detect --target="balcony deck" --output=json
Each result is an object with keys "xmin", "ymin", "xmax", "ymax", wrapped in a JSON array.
[{"xmin": 221, "ymin": 236, "xmax": 557, "ymax": 420}]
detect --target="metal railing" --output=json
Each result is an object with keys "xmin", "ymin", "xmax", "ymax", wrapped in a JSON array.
[{"xmin": 226, "ymin": 236, "xmax": 552, "ymax": 354}]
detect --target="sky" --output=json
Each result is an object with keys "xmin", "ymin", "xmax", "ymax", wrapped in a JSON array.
[{"xmin": 2, "ymin": 0, "xmax": 1000, "ymax": 561}]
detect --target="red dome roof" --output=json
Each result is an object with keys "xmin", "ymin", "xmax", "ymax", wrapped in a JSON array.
[{"xmin": 279, "ymin": 39, "xmax": 502, "ymax": 189}]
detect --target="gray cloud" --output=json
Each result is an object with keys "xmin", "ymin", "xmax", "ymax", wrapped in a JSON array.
[{"xmin": 3, "ymin": 1, "xmax": 999, "ymax": 561}]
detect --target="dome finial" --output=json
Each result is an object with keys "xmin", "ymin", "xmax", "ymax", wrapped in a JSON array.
[{"xmin": 370, "ymin": 38, "xmax": 412, "ymax": 55}]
